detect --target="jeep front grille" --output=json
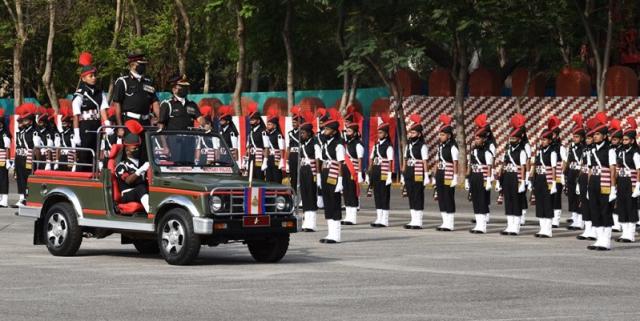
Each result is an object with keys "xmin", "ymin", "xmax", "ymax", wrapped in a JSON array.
[{"xmin": 209, "ymin": 187, "xmax": 295, "ymax": 216}]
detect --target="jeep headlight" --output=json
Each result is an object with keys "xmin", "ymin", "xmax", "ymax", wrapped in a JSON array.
[
  {"xmin": 210, "ymin": 196, "xmax": 223, "ymax": 213},
  {"xmin": 275, "ymin": 196, "xmax": 287, "ymax": 211}
]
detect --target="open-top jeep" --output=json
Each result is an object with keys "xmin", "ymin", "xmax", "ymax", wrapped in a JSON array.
[{"xmin": 17, "ymin": 128, "xmax": 298, "ymax": 265}]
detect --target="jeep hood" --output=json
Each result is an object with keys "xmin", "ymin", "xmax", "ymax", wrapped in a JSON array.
[{"xmin": 153, "ymin": 174, "xmax": 287, "ymax": 192}]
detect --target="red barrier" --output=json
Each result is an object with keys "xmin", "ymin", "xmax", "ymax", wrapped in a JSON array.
[
  {"xmin": 605, "ymin": 65, "xmax": 638, "ymax": 96},
  {"xmin": 429, "ymin": 68, "xmax": 455, "ymax": 97},
  {"xmin": 556, "ymin": 67, "xmax": 591, "ymax": 97},
  {"xmin": 469, "ymin": 67, "xmax": 502, "ymax": 96},
  {"xmin": 511, "ymin": 68, "xmax": 546, "ymax": 97}
]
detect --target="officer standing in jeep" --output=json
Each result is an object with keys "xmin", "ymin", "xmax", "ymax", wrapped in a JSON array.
[
  {"xmin": 112, "ymin": 52, "xmax": 160, "ymax": 131},
  {"xmin": 157, "ymin": 74, "xmax": 200, "ymax": 131}
]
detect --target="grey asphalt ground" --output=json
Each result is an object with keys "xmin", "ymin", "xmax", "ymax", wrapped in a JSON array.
[{"xmin": 2, "ymin": 185, "xmax": 640, "ymax": 321}]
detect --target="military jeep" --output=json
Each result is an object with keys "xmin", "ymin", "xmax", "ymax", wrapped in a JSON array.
[{"xmin": 17, "ymin": 128, "xmax": 298, "ymax": 265}]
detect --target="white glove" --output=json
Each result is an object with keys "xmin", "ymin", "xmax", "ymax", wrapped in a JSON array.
[
  {"xmin": 633, "ymin": 183, "xmax": 640, "ymax": 198},
  {"xmin": 278, "ymin": 159, "xmax": 284, "ymax": 170},
  {"xmin": 575, "ymin": 184, "xmax": 581, "ymax": 195},
  {"xmin": 450, "ymin": 175, "xmax": 458, "ymax": 188},
  {"xmin": 586, "ymin": 190, "xmax": 589, "ymax": 200},
  {"xmin": 464, "ymin": 178, "xmax": 470, "ymax": 191},
  {"xmin": 53, "ymin": 164, "xmax": 59, "ymax": 171},
  {"xmin": 485, "ymin": 177, "xmax": 492, "ymax": 191},
  {"xmin": 495, "ymin": 180, "xmax": 502, "ymax": 192},
  {"xmin": 609, "ymin": 186, "xmax": 617, "ymax": 202},
  {"xmin": 424, "ymin": 172, "xmax": 430, "ymax": 186},
  {"xmin": 136, "ymin": 162, "xmax": 150, "ymax": 176},
  {"xmin": 6, "ymin": 160, "xmax": 14, "ymax": 170},
  {"xmin": 357, "ymin": 172, "xmax": 364, "ymax": 183},
  {"xmin": 385, "ymin": 173, "xmax": 392, "ymax": 186},
  {"xmin": 72, "ymin": 128, "xmax": 81, "ymax": 146},
  {"xmin": 550, "ymin": 182, "xmax": 557, "ymax": 194},
  {"xmin": 316, "ymin": 173, "xmax": 322, "ymax": 188},
  {"xmin": 430, "ymin": 176, "xmax": 436, "ymax": 187},
  {"xmin": 560, "ymin": 174, "xmax": 566, "ymax": 186},
  {"xmin": 517, "ymin": 180, "xmax": 525, "ymax": 193},
  {"xmin": 527, "ymin": 179, "xmax": 533, "ymax": 192},
  {"xmin": 364, "ymin": 174, "xmax": 370, "ymax": 185},
  {"xmin": 44, "ymin": 163, "xmax": 51, "ymax": 171},
  {"xmin": 335, "ymin": 176, "xmax": 343, "ymax": 193},
  {"xmin": 400, "ymin": 174, "xmax": 405, "ymax": 186},
  {"xmin": 261, "ymin": 160, "xmax": 268, "ymax": 171},
  {"xmin": 103, "ymin": 120, "xmax": 114, "ymax": 136}
]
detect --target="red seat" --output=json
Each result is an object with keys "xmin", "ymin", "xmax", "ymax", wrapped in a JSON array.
[
  {"xmin": 33, "ymin": 170, "xmax": 94, "ymax": 179},
  {"xmin": 108, "ymin": 145, "xmax": 144, "ymax": 215}
]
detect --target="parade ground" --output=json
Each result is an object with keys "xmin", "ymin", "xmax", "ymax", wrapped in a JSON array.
[{"xmin": 1, "ymin": 189, "xmax": 639, "ymax": 321}]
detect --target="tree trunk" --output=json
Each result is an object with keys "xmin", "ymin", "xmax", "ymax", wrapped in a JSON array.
[
  {"xmin": 232, "ymin": 0, "xmax": 246, "ymax": 116},
  {"xmin": 42, "ymin": 0, "xmax": 59, "ymax": 111},
  {"xmin": 108, "ymin": 0, "xmax": 125, "ymax": 100},
  {"xmin": 336, "ymin": 1, "xmax": 349, "ymax": 112},
  {"xmin": 250, "ymin": 61, "xmax": 260, "ymax": 92},
  {"xmin": 282, "ymin": 0, "xmax": 294, "ymax": 112},
  {"xmin": 347, "ymin": 74, "xmax": 358, "ymax": 106},
  {"xmin": 174, "ymin": 0, "xmax": 190, "ymax": 75},
  {"xmin": 203, "ymin": 59, "xmax": 210, "ymax": 94},
  {"xmin": 129, "ymin": 0, "xmax": 142, "ymax": 38},
  {"xmin": 452, "ymin": 33, "xmax": 468, "ymax": 175},
  {"xmin": 4, "ymin": 0, "xmax": 27, "ymax": 107}
]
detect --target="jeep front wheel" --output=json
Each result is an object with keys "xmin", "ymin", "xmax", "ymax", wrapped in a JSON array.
[
  {"xmin": 44, "ymin": 202, "xmax": 82, "ymax": 256},
  {"xmin": 247, "ymin": 234, "xmax": 290, "ymax": 263},
  {"xmin": 157, "ymin": 208, "xmax": 200, "ymax": 265}
]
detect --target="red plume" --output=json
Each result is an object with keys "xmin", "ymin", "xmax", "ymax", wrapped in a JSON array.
[
  {"xmin": 327, "ymin": 108, "xmax": 341, "ymax": 121},
  {"xmin": 595, "ymin": 111, "xmax": 609, "ymax": 125},
  {"xmin": 291, "ymin": 106, "xmax": 300, "ymax": 116},
  {"xmin": 610, "ymin": 118, "xmax": 621, "ymax": 131},
  {"xmin": 474, "ymin": 114, "xmax": 487, "ymax": 128},
  {"xmin": 626, "ymin": 116, "xmax": 637, "ymax": 130},
  {"xmin": 125, "ymin": 120, "xmax": 144, "ymax": 135},
  {"xmin": 511, "ymin": 113, "xmax": 525, "ymax": 128},
  {"xmin": 586, "ymin": 117, "xmax": 599, "ymax": 131},
  {"xmin": 409, "ymin": 114, "xmax": 421, "ymax": 125},
  {"xmin": 108, "ymin": 107, "xmax": 116, "ymax": 118},
  {"xmin": 245, "ymin": 103, "xmax": 258, "ymax": 115},
  {"xmin": 59, "ymin": 104, "xmax": 73, "ymax": 119},
  {"xmin": 571, "ymin": 114, "xmax": 583, "ymax": 127},
  {"xmin": 346, "ymin": 104, "xmax": 358, "ymax": 115},
  {"xmin": 0, "ymin": 108, "xmax": 4, "ymax": 118},
  {"xmin": 439, "ymin": 114, "xmax": 452, "ymax": 126},
  {"xmin": 547, "ymin": 115, "xmax": 559, "ymax": 130},
  {"xmin": 380, "ymin": 112, "xmax": 391, "ymax": 124},
  {"xmin": 199, "ymin": 105, "xmax": 212, "ymax": 118},
  {"xmin": 315, "ymin": 107, "xmax": 327, "ymax": 118},
  {"xmin": 301, "ymin": 110, "xmax": 315, "ymax": 125},
  {"xmin": 78, "ymin": 51, "xmax": 93, "ymax": 66}
]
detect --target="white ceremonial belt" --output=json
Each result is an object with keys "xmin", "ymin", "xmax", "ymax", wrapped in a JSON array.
[{"xmin": 124, "ymin": 112, "xmax": 150, "ymax": 120}]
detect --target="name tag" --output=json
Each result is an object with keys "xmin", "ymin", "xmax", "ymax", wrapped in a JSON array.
[{"xmin": 143, "ymin": 84, "xmax": 155, "ymax": 93}]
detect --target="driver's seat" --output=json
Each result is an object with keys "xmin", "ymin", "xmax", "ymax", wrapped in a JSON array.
[{"xmin": 108, "ymin": 144, "xmax": 145, "ymax": 215}]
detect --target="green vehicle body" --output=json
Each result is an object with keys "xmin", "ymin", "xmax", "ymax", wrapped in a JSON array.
[{"xmin": 17, "ymin": 130, "xmax": 299, "ymax": 263}]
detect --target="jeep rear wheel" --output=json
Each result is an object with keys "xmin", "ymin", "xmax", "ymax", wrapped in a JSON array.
[
  {"xmin": 247, "ymin": 234, "xmax": 290, "ymax": 263},
  {"xmin": 44, "ymin": 203, "xmax": 82, "ymax": 256},
  {"xmin": 133, "ymin": 239, "xmax": 160, "ymax": 255},
  {"xmin": 157, "ymin": 208, "xmax": 200, "ymax": 265}
]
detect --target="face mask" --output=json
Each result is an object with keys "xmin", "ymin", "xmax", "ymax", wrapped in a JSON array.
[
  {"xmin": 176, "ymin": 88, "xmax": 187, "ymax": 98},
  {"xmin": 134, "ymin": 63, "xmax": 146, "ymax": 75}
]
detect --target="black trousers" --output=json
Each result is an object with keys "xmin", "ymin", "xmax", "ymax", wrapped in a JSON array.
[
  {"xmin": 371, "ymin": 165, "xmax": 390, "ymax": 210},
  {"xmin": 534, "ymin": 174, "xmax": 553, "ymax": 218},
  {"xmin": 587, "ymin": 175, "xmax": 613, "ymax": 227},
  {"xmin": 566, "ymin": 169, "xmax": 580, "ymax": 213},
  {"xmin": 265, "ymin": 155, "xmax": 283, "ymax": 184},
  {"xmin": 553, "ymin": 182, "xmax": 563, "ymax": 211},
  {"xmin": 503, "ymin": 172, "xmax": 522, "ymax": 216},
  {"xmin": 578, "ymin": 174, "xmax": 591, "ymax": 221},
  {"xmin": 404, "ymin": 167, "xmax": 425, "ymax": 210},
  {"xmin": 121, "ymin": 184, "xmax": 148, "ymax": 202},
  {"xmin": 248, "ymin": 154, "xmax": 265, "ymax": 180},
  {"xmin": 0, "ymin": 167, "xmax": 8, "ymax": 194},
  {"xmin": 616, "ymin": 177, "xmax": 639, "ymax": 223},
  {"xmin": 470, "ymin": 172, "xmax": 490, "ymax": 214},
  {"xmin": 15, "ymin": 155, "xmax": 30, "ymax": 195},
  {"xmin": 288, "ymin": 152, "xmax": 298, "ymax": 191},
  {"xmin": 342, "ymin": 165, "xmax": 359, "ymax": 207},
  {"xmin": 436, "ymin": 169, "xmax": 455, "ymax": 213},
  {"xmin": 299, "ymin": 166, "xmax": 317, "ymax": 212},
  {"xmin": 320, "ymin": 168, "xmax": 342, "ymax": 220},
  {"xmin": 78, "ymin": 120, "xmax": 100, "ymax": 172}
]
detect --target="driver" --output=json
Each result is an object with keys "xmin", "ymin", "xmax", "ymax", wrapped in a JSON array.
[{"xmin": 115, "ymin": 120, "xmax": 150, "ymax": 213}]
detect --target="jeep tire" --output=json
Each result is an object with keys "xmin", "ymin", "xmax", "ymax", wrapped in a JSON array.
[
  {"xmin": 247, "ymin": 234, "xmax": 290, "ymax": 263},
  {"xmin": 157, "ymin": 208, "xmax": 200, "ymax": 265},
  {"xmin": 44, "ymin": 202, "xmax": 83, "ymax": 256}
]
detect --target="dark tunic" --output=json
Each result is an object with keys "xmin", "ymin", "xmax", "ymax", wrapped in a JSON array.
[
  {"xmin": 533, "ymin": 146, "xmax": 555, "ymax": 218},
  {"xmin": 320, "ymin": 135, "xmax": 343, "ymax": 220},
  {"xmin": 502, "ymin": 143, "xmax": 526, "ymax": 216},
  {"xmin": 371, "ymin": 138, "xmax": 392, "ymax": 210},
  {"xmin": 404, "ymin": 139, "xmax": 426, "ymax": 210},
  {"xmin": 436, "ymin": 140, "xmax": 457, "ymax": 213},
  {"xmin": 616, "ymin": 145, "xmax": 639, "ymax": 223},
  {"xmin": 587, "ymin": 141, "xmax": 615, "ymax": 227}
]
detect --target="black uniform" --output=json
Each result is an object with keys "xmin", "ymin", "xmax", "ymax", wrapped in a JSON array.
[
  {"xmin": 219, "ymin": 122, "xmax": 239, "ymax": 160},
  {"xmin": 370, "ymin": 138, "xmax": 393, "ymax": 210},
  {"xmin": 503, "ymin": 142, "xmax": 526, "ymax": 216},
  {"xmin": 115, "ymin": 157, "xmax": 148, "ymax": 203},
  {"xmin": 469, "ymin": 145, "xmax": 492, "ymax": 214},
  {"xmin": 552, "ymin": 140, "xmax": 566, "ymax": 212},
  {"xmin": 343, "ymin": 136, "xmax": 364, "ymax": 208},
  {"xmin": 436, "ymin": 140, "xmax": 458, "ymax": 213},
  {"xmin": 247, "ymin": 124, "xmax": 267, "ymax": 180},
  {"xmin": 112, "ymin": 73, "xmax": 158, "ymax": 126},
  {"xmin": 73, "ymin": 82, "xmax": 106, "ymax": 171},
  {"xmin": 533, "ymin": 146, "xmax": 557, "ymax": 218},
  {"xmin": 288, "ymin": 128, "xmax": 300, "ymax": 190},
  {"xmin": 404, "ymin": 139, "xmax": 427, "ymax": 210},
  {"xmin": 265, "ymin": 129, "xmax": 284, "ymax": 184},
  {"xmin": 35, "ymin": 124, "xmax": 54, "ymax": 170},
  {"xmin": 588, "ymin": 141, "xmax": 615, "ymax": 227},
  {"xmin": 0, "ymin": 126, "xmax": 11, "ymax": 194},
  {"xmin": 320, "ymin": 134, "xmax": 344, "ymax": 220},
  {"xmin": 566, "ymin": 142, "xmax": 585, "ymax": 215},
  {"xmin": 299, "ymin": 138, "xmax": 318, "ymax": 212},
  {"xmin": 15, "ymin": 126, "xmax": 40, "ymax": 195},
  {"xmin": 579, "ymin": 144, "xmax": 592, "ymax": 224},
  {"xmin": 158, "ymin": 96, "xmax": 200, "ymax": 130},
  {"xmin": 616, "ymin": 144, "xmax": 639, "ymax": 223}
]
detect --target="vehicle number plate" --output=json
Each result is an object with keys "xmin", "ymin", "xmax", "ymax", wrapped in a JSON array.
[{"xmin": 243, "ymin": 216, "xmax": 270, "ymax": 227}]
